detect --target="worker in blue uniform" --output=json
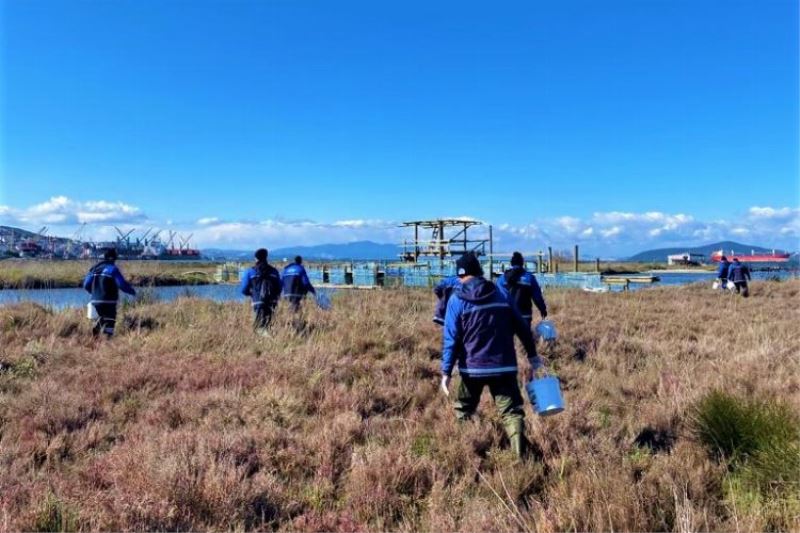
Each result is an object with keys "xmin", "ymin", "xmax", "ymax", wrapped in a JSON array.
[
  {"xmin": 716, "ymin": 255, "xmax": 730, "ymax": 290},
  {"xmin": 441, "ymin": 253, "xmax": 543, "ymax": 458},
  {"xmin": 727, "ymin": 258, "xmax": 752, "ymax": 297},
  {"xmin": 82, "ymin": 248, "xmax": 136, "ymax": 337},
  {"xmin": 432, "ymin": 275, "xmax": 461, "ymax": 325},
  {"xmin": 496, "ymin": 252, "xmax": 547, "ymax": 327},
  {"xmin": 240, "ymin": 248, "xmax": 282, "ymax": 330},
  {"xmin": 281, "ymin": 256, "xmax": 316, "ymax": 312}
]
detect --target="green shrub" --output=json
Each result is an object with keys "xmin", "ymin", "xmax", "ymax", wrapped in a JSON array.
[
  {"xmin": 691, "ymin": 389, "xmax": 800, "ymax": 524},
  {"xmin": 690, "ymin": 390, "xmax": 799, "ymax": 464},
  {"xmin": 33, "ymin": 493, "xmax": 78, "ymax": 532}
]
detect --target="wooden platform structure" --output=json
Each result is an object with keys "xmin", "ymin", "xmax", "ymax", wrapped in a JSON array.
[{"xmin": 399, "ymin": 219, "xmax": 491, "ymax": 262}]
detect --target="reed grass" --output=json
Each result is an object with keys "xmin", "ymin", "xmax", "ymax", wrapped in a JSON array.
[
  {"xmin": 0, "ymin": 279, "xmax": 798, "ymax": 531},
  {"xmin": 0, "ymin": 260, "xmax": 220, "ymax": 289}
]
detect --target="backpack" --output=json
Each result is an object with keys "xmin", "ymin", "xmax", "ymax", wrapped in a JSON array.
[
  {"xmin": 504, "ymin": 268, "xmax": 524, "ymax": 293},
  {"xmin": 251, "ymin": 264, "xmax": 276, "ymax": 303}
]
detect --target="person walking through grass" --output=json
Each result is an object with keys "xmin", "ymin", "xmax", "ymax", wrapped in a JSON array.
[
  {"xmin": 82, "ymin": 248, "xmax": 136, "ymax": 338},
  {"xmin": 281, "ymin": 256, "xmax": 316, "ymax": 312},
  {"xmin": 432, "ymin": 274, "xmax": 460, "ymax": 326},
  {"xmin": 727, "ymin": 258, "xmax": 752, "ymax": 297},
  {"xmin": 240, "ymin": 248, "xmax": 282, "ymax": 331},
  {"xmin": 496, "ymin": 251, "xmax": 547, "ymax": 327},
  {"xmin": 716, "ymin": 255, "xmax": 730, "ymax": 291},
  {"xmin": 440, "ymin": 252, "xmax": 543, "ymax": 459}
]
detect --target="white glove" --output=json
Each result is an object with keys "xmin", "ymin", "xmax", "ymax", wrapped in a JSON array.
[{"xmin": 440, "ymin": 375, "xmax": 451, "ymax": 396}]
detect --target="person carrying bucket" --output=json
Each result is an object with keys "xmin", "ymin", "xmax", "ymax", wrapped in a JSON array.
[
  {"xmin": 82, "ymin": 248, "xmax": 136, "ymax": 338},
  {"xmin": 727, "ymin": 258, "xmax": 752, "ymax": 297},
  {"xmin": 432, "ymin": 275, "xmax": 460, "ymax": 326},
  {"xmin": 440, "ymin": 252, "xmax": 543, "ymax": 459},
  {"xmin": 240, "ymin": 248, "xmax": 282, "ymax": 331},
  {"xmin": 716, "ymin": 255, "xmax": 730, "ymax": 291},
  {"xmin": 496, "ymin": 252, "xmax": 547, "ymax": 327},
  {"xmin": 281, "ymin": 256, "xmax": 316, "ymax": 312}
]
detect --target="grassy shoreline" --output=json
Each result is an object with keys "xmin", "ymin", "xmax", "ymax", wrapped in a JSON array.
[
  {"xmin": 0, "ymin": 259, "xmax": 221, "ymax": 289},
  {"xmin": 0, "ymin": 280, "xmax": 797, "ymax": 530}
]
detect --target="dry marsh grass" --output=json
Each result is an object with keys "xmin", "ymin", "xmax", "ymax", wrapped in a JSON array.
[
  {"xmin": 0, "ymin": 280, "xmax": 798, "ymax": 531},
  {"xmin": 0, "ymin": 260, "xmax": 221, "ymax": 289}
]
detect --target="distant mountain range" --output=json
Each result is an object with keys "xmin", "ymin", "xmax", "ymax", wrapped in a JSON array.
[
  {"xmin": 203, "ymin": 241, "xmax": 400, "ymax": 261},
  {"xmin": 627, "ymin": 241, "xmax": 794, "ymax": 262}
]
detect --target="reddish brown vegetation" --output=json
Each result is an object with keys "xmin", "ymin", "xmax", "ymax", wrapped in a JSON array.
[{"xmin": 0, "ymin": 281, "xmax": 798, "ymax": 531}]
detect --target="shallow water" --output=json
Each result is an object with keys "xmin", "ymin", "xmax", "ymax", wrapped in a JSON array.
[
  {"xmin": 0, "ymin": 284, "xmax": 245, "ymax": 310},
  {"xmin": 0, "ymin": 270, "xmax": 796, "ymax": 308}
]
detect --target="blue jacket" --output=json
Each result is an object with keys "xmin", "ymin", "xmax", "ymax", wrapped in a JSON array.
[
  {"xmin": 716, "ymin": 260, "xmax": 730, "ymax": 278},
  {"xmin": 82, "ymin": 261, "xmax": 135, "ymax": 303},
  {"xmin": 281, "ymin": 263, "xmax": 316, "ymax": 299},
  {"xmin": 496, "ymin": 266, "xmax": 547, "ymax": 320},
  {"xmin": 433, "ymin": 275, "xmax": 461, "ymax": 325},
  {"xmin": 240, "ymin": 262, "xmax": 282, "ymax": 306},
  {"xmin": 442, "ymin": 277, "xmax": 538, "ymax": 378},
  {"xmin": 727, "ymin": 262, "xmax": 751, "ymax": 283}
]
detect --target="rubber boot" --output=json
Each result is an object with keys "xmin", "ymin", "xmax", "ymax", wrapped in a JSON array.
[{"xmin": 504, "ymin": 417, "xmax": 526, "ymax": 459}]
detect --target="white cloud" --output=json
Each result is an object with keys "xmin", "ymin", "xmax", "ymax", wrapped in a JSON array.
[
  {"xmin": 600, "ymin": 226, "xmax": 622, "ymax": 238},
  {"xmin": 0, "ymin": 196, "xmax": 145, "ymax": 226},
  {"xmin": 1, "ymin": 196, "xmax": 798, "ymax": 255}
]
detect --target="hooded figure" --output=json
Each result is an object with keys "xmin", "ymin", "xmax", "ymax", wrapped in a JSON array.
[
  {"xmin": 441, "ymin": 252, "xmax": 542, "ymax": 458},
  {"xmin": 281, "ymin": 256, "xmax": 316, "ymax": 312},
  {"xmin": 496, "ymin": 252, "xmax": 547, "ymax": 325},
  {"xmin": 240, "ymin": 248, "xmax": 282, "ymax": 330},
  {"xmin": 82, "ymin": 249, "xmax": 136, "ymax": 337}
]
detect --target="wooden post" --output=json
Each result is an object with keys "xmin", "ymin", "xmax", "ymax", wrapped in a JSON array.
[
  {"xmin": 548, "ymin": 246, "xmax": 553, "ymax": 274},
  {"xmin": 596, "ymin": 258, "xmax": 600, "ymax": 272},
  {"xmin": 538, "ymin": 250, "xmax": 544, "ymax": 274},
  {"xmin": 488, "ymin": 225, "xmax": 494, "ymax": 280},
  {"xmin": 438, "ymin": 220, "xmax": 445, "ymax": 260},
  {"xmin": 574, "ymin": 245, "xmax": 579, "ymax": 272}
]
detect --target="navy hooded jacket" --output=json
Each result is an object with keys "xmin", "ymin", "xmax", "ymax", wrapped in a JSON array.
[
  {"xmin": 433, "ymin": 275, "xmax": 461, "ymax": 325},
  {"xmin": 82, "ymin": 261, "xmax": 136, "ymax": 303},
  {"xmin": 240, "ymin": 262, "xmax": 282, "ymax": 306},
  {"xmin": 716, "ymin": 260, "xmax": 730, "ymax": 278},
  {"xmin": 281, "ymin": 263, "xmax": 316, "ymax": 299},
  {"xmin": 727, "ymin": 262, "xmax": 751, "ymax": 283},
  {"xmin": 442, "ymin": 277, "xmax": 538, "ymax": 378},
  {"xmin": 496, "ymin": 266, "xmax": 547, "ymax": 320}
]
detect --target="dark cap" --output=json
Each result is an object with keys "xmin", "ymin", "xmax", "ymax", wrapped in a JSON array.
[
  {"xmin": 720, "ymin": 255, "xmax": 727, "ymax": 261},
  {"xmin": 104, "ymin": 248, "xmax": 118, "ymax": 261},
  {"xmin": 456, "ymin": 252, "xmax": 483, "ymax": 277},
  {"xmin": 295, "ymin": 255, "xmax": 303, "ymax": 264},
  {"xmin": 255, "ymin": 248, "xmax": 268, "ymax": 262},
  {"xmin": 511, "ymin": 251, "xmax": 524, "ymax": 266}
]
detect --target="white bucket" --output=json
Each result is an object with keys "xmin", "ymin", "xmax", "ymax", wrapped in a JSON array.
[
  {"xmin": 86, "ymin": 303, "xmax": 98, "ymax": 320},
  {"xmin": 726, "ymin": 280, "xmax": 735, "ymax": 290},
  {"xmin": 712, "ymin": 280, "xmax": 720, "ymax": 290}
]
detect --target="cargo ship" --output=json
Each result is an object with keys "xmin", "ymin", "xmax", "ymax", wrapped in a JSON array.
[{"xmin": 710, "ymin": 249, "xmax": 791, "ymax": 263}]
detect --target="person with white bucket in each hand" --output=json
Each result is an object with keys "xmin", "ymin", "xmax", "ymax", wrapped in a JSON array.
[
  {"xmin": 727, "ymin": 258, "xmax": 752, "ymax": 297},
  {"xmin": 440, "ymin": 252, "xmax": 543, "ymax": 459}
]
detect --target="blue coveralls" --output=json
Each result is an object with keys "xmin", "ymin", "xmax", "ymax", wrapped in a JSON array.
[{"xmin": 82, "ymin": 261, "xmax": 136, "ymax": 337}]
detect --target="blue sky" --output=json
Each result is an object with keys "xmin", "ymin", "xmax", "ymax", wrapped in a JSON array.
[{"xmin": 1, "ymin": 0, "xmax": 798, "ymax": 255}]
